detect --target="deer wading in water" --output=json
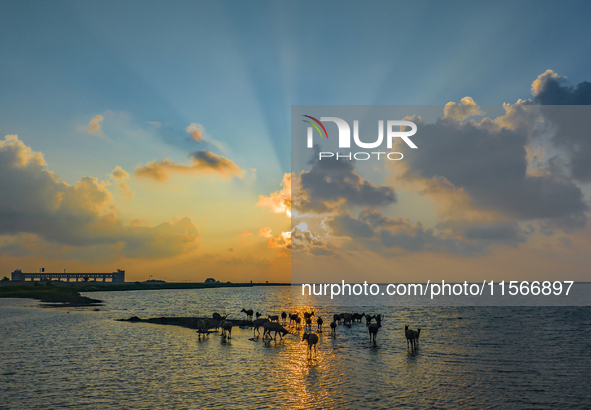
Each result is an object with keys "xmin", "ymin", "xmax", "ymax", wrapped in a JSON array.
[
  {"xmin": 303, "ymin": 332, "xmax": 319, "ymax": 354},
  {"xmin": 241, "ymin": 309, "xmax": 253, "ymax": 321},
  {"xmin": 367, "ymin": 315, "xmax": 382, "ymax": 344}
]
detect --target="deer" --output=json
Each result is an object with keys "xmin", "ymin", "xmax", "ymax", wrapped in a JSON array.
[
  {"xmin": 330, "ymin": 320, "xmax": 337, "ymax": 336},
  {"xmin": 405, "ymin": 325, "xmax": 418, "ymax": 349},
  {"xmin": 352, "ymin": 313, "xmax": 365, "ymax": 322},
  {"xmin": 304, "ymin": 311, "xmax": 315, "ymax": 321},
  {"xmin": 302, "ymin": 332, "xmax": 319, "ymax": 353},
  {"xmin": 281, "ymin": 311, "xmax": 287, "ymax": 323},
  {"xmin": 241, "ymin": 308, "xmax": 254, "ymax": 321},
  {"xmin": 413, "ymin": 328, "xmax": 421, "ymax": 346},
  {"xmin": 289, "ymin": 313, "xmax": 299, "ymax": 326},
  {"xmin": 317, "ymin": 316, "xmax": 323, "ymax": 331},
  {"xmin": 252, "ymin": 318, "xmax": 269, "ymax": 336},
  {"xmin": 197, "ymin": 319, "xmax": 211, "ymax": 334},
  {"xmin": 255, "ymin": 312, "xmax": 262, "ymax": 320},
  {"xmin": 367, "ymin": 315, "xmax": 382, "ymax": 344},
  {"xmin": 212, "ymin": 313, "xmax": 228, "ymax": 330},
  {"xmin": 269, "ymin": 315, "xmax": 280, "ymax": 322},
  {"xmin": 342, "ymin": 313, "xmax": 353, "ymax": 325},
  {"xmin": 263, "ymin": 322, "xmax": 289, "ymax": 340},
  {"xmin": 221, "ymin": 321, "xmax": 233, "ymax": 339}
]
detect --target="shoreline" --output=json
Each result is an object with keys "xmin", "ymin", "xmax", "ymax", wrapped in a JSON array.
[
  {"xmin": 117, "ymin": 315, "xmax": 256, "ymax": 329},
  {"xmin": 0, "ymin": 285, "xmax": 102, "ymax": 307}
]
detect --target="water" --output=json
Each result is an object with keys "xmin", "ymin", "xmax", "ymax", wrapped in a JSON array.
[{"xmin": 1, "ymin": 286, "xmax": 591, "ymax": 409}]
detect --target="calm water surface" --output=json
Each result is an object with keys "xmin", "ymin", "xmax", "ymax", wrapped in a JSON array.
[{"xmin": 1, "ymin": 286, "xmax": 591, "ymax": 409}]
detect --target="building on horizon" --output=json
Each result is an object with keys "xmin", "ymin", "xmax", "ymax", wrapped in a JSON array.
[{"xmin": 11, "ymin": 269, "xmax": 125, "ymax": 283}]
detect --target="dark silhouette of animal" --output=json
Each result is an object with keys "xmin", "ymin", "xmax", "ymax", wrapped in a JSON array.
[
  {"xmin": 252, "ymin": 318, "xmax": 269, "ymax": 336},
  {"xmin": 342, "ymin": 313, "xmax": 353, "ymax": 325},
  {"xmin": 269, "ymin": 315, "xmax": 279, "ymax": 322},
  {"xmin": 263, "ymin": 322, "xmax": 289, "ymax": 340},
  {"xmin": 405, "ymin": 325, "xmax": 418, "ymax": 349},
  {"xmin": 212, "ymin": 313, "xmax": 228, "ymax": 330},
  {"xmin": 333, "ymin": 313, "xmax": 343, "ymax": 324},
  {"xmin": 197, "ymin": 319, "xmax": 210, "ymax": 334},
  {"xmin": 212, "ymin": 312, "xmax": 227, "ymax": 321},
  {"xmin": 281, "ymin": 311, "xmax": 287, "ymax": 323},
  {"xmin": 330, "ymin": 321, "xmax": 337, "ymax": 336},
  {"xmin": 289, "ymin": 313, "xmax": 299, "ymax": 325},
  {"xmin": 241, "ymin": 309, "xmax": 254, "ymax": 321},
  {"xmin": 302, "ymin": 332, "xmax": 319, "ymax": 353},
  {"xmin": 295, "ymin": 317, "xmax": 302, "ymax": 328},
  {"xmin": 365, "ymin": 314, "xmax": 375, "ymax": 324},
  {"xmin": 352, "ymin": 313, "xmax": 365, "ymax": 322},
  {"xmin": 255, "ymin": 312, "xmax": 262, "ymax": 320},
  {"xmin": 367, "ymin": 315, "xmax": 382, "ymax": 343},
  {"xmin": 413, "ymin": 328, "xmax": 421, "ymax": 345},
  {"xmin": 317, "ymin": 317, "xmax": 323, "ymax": 331},
  {"xmin": 221, "ymin": 321, "xmax": 233, "ymax": 339},
  {"xmin": 304, "ymin": 311, "xmax": 315, "ymax": 321},
  {"xmin": 306, "ymin": 317, "xmax": 312, "ymax": 329}
]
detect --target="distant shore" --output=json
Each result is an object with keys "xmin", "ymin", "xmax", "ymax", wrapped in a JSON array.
[
  {"xmin": 0, "ymin": 285, "xmax": 102, "ymax": 307},
  {"xmin": 0, "ymin": 281, "xmax": 292, "ymax": 307}
]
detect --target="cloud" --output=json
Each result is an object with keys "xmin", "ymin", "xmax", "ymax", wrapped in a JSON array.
[
  {"xmin": 395, "ymin": 110, "xmax": 588, "ymax": 229},
  {"xmin": 87, "ymin": 115, "xmax": 104, "ymax": 136},
  {"xmin": 268, "ymin": 231, "xmax": 291, "ymax": 249},
  {"xmin": 0, "ymin": 135, "xmax": 199, "ymax": 259},
  {"xmin": 109, "ymin": 165, "xmax": 133, "ymax": 200},
  {"xmin": 528, "ymin": 71, "xmax": 591, "ymax": 181},
  {"xmin": 257, "ymin": 173, "xmax": 291, "ymax": 217},
  {"xmin": 295, "ymin": 148, "xmax": 396, "ymax": 214},
  {"xmin": 186, "ymin": 123, "xmax": 204, "ymax": 141},
  {"xmin": 531, "ymin": 70, "xmax": 591, "ymax": 104},
  {"xmin": 259, "ymin": 227, "xmax": 272, "ymax": 237},
  {"xmin": 328, "ymin": 212, "xmax": 375, "ymax": 238},
  {"xmin": 239, "ymin": 230, "xmax": 252, "ymax": 236},
  {"xmin": 323, "ymin": 208, "xmax": 528, "ymax": 256},
  {"xmin": 290, "ymin": 223, "xmax": 333, "ymax": 256},
  {"xmin": 134, "ymin": 150, "xmax": 246, "ymax": 181},
  {"xmin": 211, "ymin": 252, "xmax": 274, "ymax": 268},
  {"xmin": 443, "ymin": 97, "xmax": 483, "ymax": 121}
]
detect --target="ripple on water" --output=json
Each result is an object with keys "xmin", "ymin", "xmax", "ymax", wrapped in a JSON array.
[{"xmin": 1, "ymin": 290, "xmax": 591, "ymax": 409}]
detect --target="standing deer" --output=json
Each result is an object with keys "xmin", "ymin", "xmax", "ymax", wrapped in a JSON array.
[
  {"xmin": 221, "ymin": 321, "xmax": 233, "ymax": 339},
  {"xmin": 302, "ymin": 333, "xmax": 319, "ymax": 354},
  {"xmin": 367, "ymin": 315, "xmax": 382, "ymax": 344},
  {"xmin": 252, "ymin": 318, "xmax": 269, "ymax": 336},
  {"xmin": 241, "ymin": 309, "xmax": 254, "ymax": 321},
  {"xmin": 405, "ymin": 325, "xmax": 418, "ymax": 349},
  {"xmin": 212, "ymin": 313, "xmax": 228, "ymax": 330}
]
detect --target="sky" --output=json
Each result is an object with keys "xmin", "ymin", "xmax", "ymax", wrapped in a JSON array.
[{"xmin": 1, "ymin": 0, "xmax": 591, "ymax": 282}]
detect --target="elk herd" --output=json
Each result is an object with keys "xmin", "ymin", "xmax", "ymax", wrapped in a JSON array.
[{"xmin": 197, "ymin": 308, "xmax": 422, "ymax": 352}]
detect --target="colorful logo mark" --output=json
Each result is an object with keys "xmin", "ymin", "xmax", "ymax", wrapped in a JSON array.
[{"xmin": 302, "ymin": 115, "xmax": 329, "ymax": 139}]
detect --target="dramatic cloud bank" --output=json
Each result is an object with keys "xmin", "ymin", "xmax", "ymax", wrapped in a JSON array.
[{"xmin": 0, "ymin": 135, "xmax": 199, "ymax": 259}]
